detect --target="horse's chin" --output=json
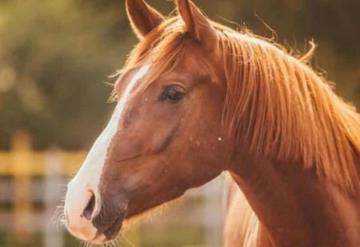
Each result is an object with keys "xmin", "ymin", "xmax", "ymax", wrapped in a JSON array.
[
  {"xmin": 89, "ymin": 209, "xmax": 146, "ymax": 244},
  {"xmin": 88, "ymin": 233, "xmax": 108, "ymax": 245},
  {"xmin": 91, "ymin": 209, "xmax": 127, "ymax": 244},
  {"xmin": 87, "ymin": 223, "xmax": 123, "ymax": 245},
  {"xmin": 89, "ymin": 191, "xmax": 184, "ymax": 244}
]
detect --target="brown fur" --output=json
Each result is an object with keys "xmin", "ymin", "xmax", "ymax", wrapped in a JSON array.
[{"xmin": 118, "ymin": 13, "xmax": 360, "ymax": 191}]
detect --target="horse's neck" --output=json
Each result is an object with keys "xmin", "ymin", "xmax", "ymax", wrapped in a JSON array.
[{"xmin": 228, "ymin": 153, "xmax": 360, "ymax": 247}]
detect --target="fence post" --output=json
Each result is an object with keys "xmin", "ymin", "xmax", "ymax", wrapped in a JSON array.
[
  {"xmin": 203, "ymin": 175, "xmax": 226, "ymax": 247},
  {"xmin": 44, "ymin": 149, "xmax": 65, "ymax": 247},
  {"xmin": 11, "ymin": 131, "xmax": 32, "ymax": 242}
]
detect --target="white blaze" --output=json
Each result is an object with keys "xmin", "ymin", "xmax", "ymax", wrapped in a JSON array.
[{"xmin": 64, "ymin": 64, "xmax": 150, "ymax": 238}]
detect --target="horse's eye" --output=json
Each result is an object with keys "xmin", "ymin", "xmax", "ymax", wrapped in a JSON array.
[{"xmin": 160, "ymin": 85, "xmax": 185, "ymax": 103}]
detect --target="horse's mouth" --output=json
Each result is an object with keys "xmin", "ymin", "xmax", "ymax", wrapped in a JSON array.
[
  {"xmin": 92, "ymin": 213, "xmax": 125, "ymax": 243},
  {"xmin": 104, "ymin": 216, "xmax": 124, "ymax": 240}
]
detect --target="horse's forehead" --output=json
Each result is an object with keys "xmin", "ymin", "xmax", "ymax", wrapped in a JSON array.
[
  {"xmin": 114, "ymin": 64, "xmax": 151, "ymax": 96},
  {"xmin": 178, "ymin": 44, "xmax": 224, "ymax": 81},
  {"xmin": 176, "ymin": 48, "xmax": 223, "ymax": 85},
  {"xmin": 116, "ymin": 40, "xmax": 218, "ymax": 95}
]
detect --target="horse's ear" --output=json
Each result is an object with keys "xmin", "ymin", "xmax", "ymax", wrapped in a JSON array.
[
  {"xmin": 176, "ymin": 0, "xmax": 218, "ymax": 47},
  {"xmin": 126, "ymin": 0, "xmax": 165, "ymax": 39}
]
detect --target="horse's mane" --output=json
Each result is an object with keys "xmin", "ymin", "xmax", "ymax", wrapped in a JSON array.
[
  {"xmin": 122, "ymin": 17, "xmax": 360, "ymax": 191},
  {"xmin": 218, "ymin": 29, "xmax": 360, "ymax": 191}
]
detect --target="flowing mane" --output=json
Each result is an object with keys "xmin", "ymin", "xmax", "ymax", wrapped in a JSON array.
[
  {"xmin": 119, "ymin": 17, "xmax": 360, "ymax": 191},
  {"xmin": 219, "ymin": 29, "xmax": 360, "ymax": 191}
]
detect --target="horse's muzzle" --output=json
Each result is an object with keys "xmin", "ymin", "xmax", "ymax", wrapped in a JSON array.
[
  {"xmin": 91, "ymin": 193, "xmax": 129, "ymax": 242},
  {"xmin": 92, "ymin": 211, "xmax": 126, "ymax": 240},
  {"xmin": 64, "ymin": 179, "xmax": 101, "ymax": 243}
]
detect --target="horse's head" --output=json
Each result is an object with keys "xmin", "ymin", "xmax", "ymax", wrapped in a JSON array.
[{"xmin": 64, "ymin": 0, "xmax": 232, "ymax": 243}]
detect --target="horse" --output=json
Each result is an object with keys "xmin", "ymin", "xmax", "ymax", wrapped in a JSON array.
[{"xmin": 63, "ymin": 0, "xmax": 360, "ymax": 246}]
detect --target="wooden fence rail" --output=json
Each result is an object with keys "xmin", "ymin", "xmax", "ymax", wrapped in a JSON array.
[{"xmin": 0, "ymin": 132, "xmax": 85, "ymax": 177}]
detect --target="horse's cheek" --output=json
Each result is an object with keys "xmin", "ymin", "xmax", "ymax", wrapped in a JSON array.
[{"xmin": 108, "ymin": 133, "xmax": 145, "ymax": 162}]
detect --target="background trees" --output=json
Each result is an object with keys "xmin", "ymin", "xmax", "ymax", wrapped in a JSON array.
[{"xmin": 0, "ymin": 0, "xmax": 358, "ymax": 149}]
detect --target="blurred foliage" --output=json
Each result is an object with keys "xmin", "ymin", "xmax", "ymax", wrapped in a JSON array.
[
  {"xmin": 0, "ymin": 0, "xmax": 359, "ymax": 149},
  {"xmin": 0, "ymin": 0, "xmax": 134, "ymax": 149}
]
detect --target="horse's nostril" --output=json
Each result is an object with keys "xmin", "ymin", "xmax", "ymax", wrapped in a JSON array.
[{"xmin": 83, "ymin": 193, "xmax": 96, "ymax": 221}]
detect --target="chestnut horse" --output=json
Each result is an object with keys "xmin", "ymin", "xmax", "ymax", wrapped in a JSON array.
[{"xmin": 64, "ymin": 0, "xmax": 360, "ymax": 246}]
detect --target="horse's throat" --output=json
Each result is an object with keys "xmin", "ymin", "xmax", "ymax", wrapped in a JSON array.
[{"xmin": 228, "ymin": 156, "xmax": 360, "ymax": 247}]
